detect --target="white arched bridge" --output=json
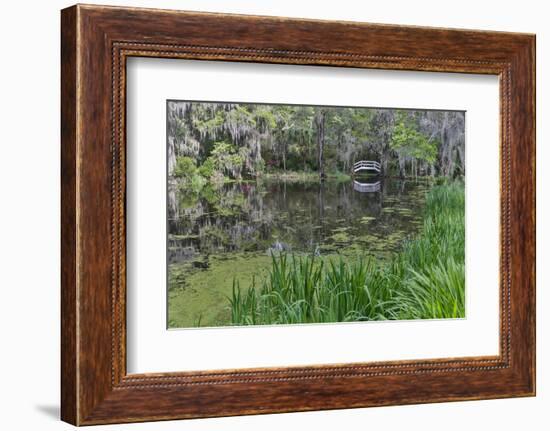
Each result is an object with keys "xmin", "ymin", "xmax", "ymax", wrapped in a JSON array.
[{"xmin": 353, "ymin": 160, "xmax": 381, "ymax": 174}]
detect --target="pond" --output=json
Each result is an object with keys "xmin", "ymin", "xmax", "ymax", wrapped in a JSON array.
[{"xmin": 167, "ymin": 177, "xmax": 433, "ymax": 328}]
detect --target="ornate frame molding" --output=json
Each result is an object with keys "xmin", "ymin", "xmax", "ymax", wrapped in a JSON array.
[{"xmin": 61, "ymin": 5, "xmax": 535, "ymax": 425}]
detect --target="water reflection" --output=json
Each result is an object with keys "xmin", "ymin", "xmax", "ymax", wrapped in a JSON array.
[
  {"xmin": 168, "ymin": 178, "xmax": 429, "ymax": 267},
  {"xmin": 353, "ymin": 179, "xmax": 381, "ymax": 193}
]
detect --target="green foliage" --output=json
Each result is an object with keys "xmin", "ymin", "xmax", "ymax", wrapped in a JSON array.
[
  {"xmin": 229, "ymin": 182, "xmax": 465, "ymax": 324},
  {"xmin": 254, "ymin": 106, "xmax": 277, "ymax": 130},
  {"xmin": 210, "ymin": 141, "xmax": 235, "ymax": 158},
  {"xmin": 229, "ymin": 254, "xmax": 396, "ymax": 324},
  {"xmin": 393, "ymin": 257, "xmax": 465, "ymax": 319},
  {"xmin": 197, "ymin": 157, "xmax": 215, "ymax": 179},
  {"xmin": 388, "ymin": 180, "xmax": 465, "ymax": 319},
  {"xmin": 193, "ymin": 109, "xmax": 225, "ymax": 135},
  {"xmin": 209, "ymin": 141, "xmax": 244, "ymax": 179},
  {"xmin": 190, "ymin": 173, "xmax": 207, "ymax": 193},
  {"xmin": 391, "ymin": 119, "xmax": 437, "ymax": 164},
  {"xmin": 173, "ymin": 156, "xmax": 209, "ymax": 193},
  {"xmin": 173, "ymin": 156, "xmax": 197, "ymax": 180}
]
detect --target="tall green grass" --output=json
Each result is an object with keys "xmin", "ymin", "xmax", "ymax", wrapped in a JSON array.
[{"xmin": 229, "ymin": 181, "xmax": 465, "ymax": 325}]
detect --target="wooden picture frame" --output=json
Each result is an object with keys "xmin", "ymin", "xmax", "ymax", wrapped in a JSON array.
[{"xmin": 61, "ymin": 4, "xmax": 535, "ymax": 425}]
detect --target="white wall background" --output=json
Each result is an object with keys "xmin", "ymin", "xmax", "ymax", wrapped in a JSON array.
[{"xmin": 0, "ymin": 0, "xmax": 546, "ymax": 429}]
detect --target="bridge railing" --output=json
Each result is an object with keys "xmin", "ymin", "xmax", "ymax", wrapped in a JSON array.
[{"xmin": 353, "ymin": 160, "xmax": 381, "ymax": 173}]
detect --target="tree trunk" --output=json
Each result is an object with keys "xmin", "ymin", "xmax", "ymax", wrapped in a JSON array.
[
  {"xmin": 381, "ymin": 147, "xmax": 390, "ymax": 177},
  {"xmin": 167, "ymin": 137, "xmax": 177, "ymax": 176},
  {"xmin": 398, "ymin": 155, "xmax": 405, "ymax": 178},
  {"xmin": 316, "ymin": 109, "xmax": 326, "ymax": 181}
]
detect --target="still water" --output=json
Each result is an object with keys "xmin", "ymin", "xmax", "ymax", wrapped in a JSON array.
[{"xmin": 168, "ymin": 178, "xmax": 430, "ymax": 270}]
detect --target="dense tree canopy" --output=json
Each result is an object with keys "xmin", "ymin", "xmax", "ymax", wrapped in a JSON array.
[{"xmin": 167, "ymin": 101, "xmax": 465, "ymax": 181}]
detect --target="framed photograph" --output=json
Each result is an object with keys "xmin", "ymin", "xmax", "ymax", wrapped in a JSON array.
[{"xmin": 61, "ymin": 4, "xmax": 535, "ymax": 425}]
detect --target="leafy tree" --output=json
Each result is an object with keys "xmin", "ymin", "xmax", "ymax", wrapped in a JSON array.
[
  {"xmin": 198, "ymin": 157, "xmax": 215, "ymax": 179},
  {"xmin": 391, "ymin": 112, "xmax": 437, "ymax": 177},
  {"xmin": 173, "ymin": 156, "xmax": 197, "ymax": 180},
  {"xmin": 167, "ymin": 101, "xmax": 464, "ymax": 181}
]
